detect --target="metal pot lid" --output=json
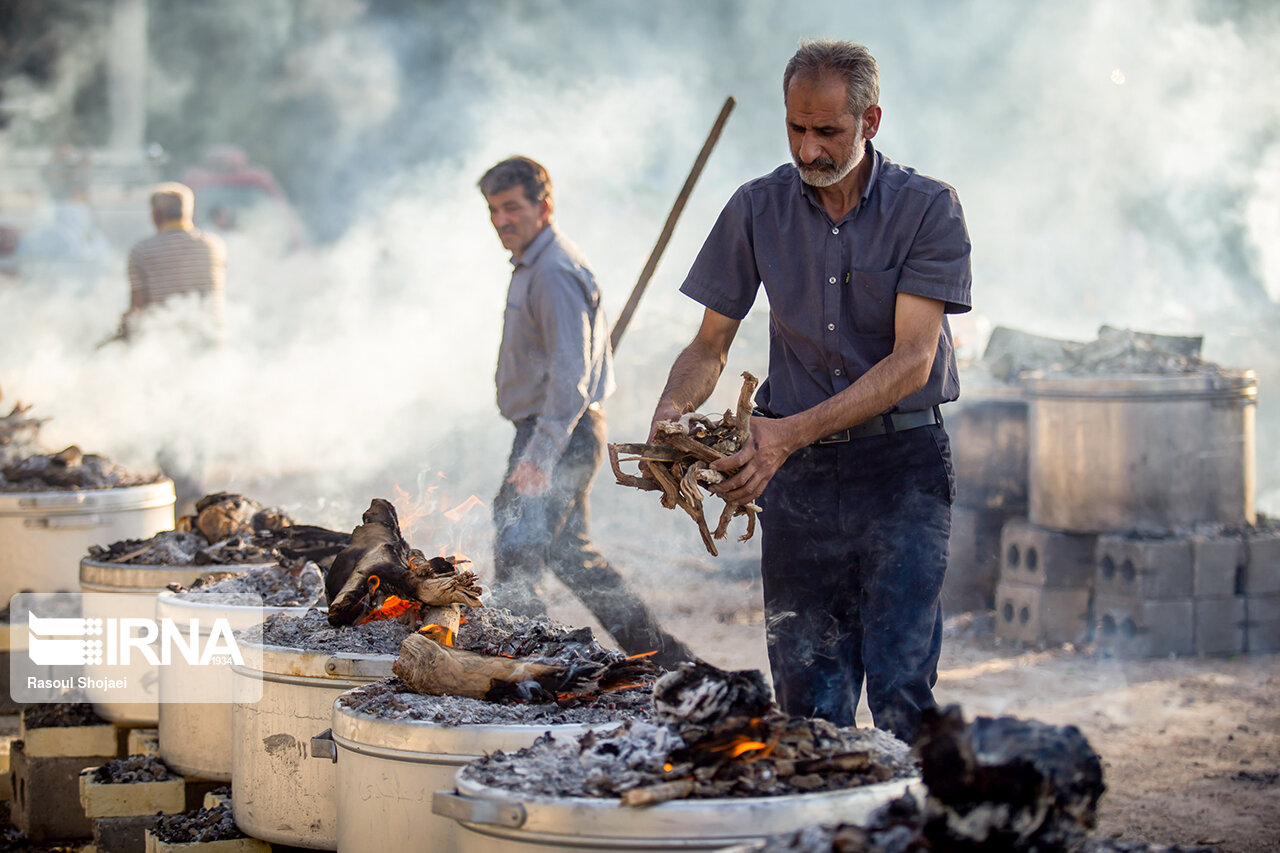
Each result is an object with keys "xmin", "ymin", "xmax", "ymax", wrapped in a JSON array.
[
  {"xmin": 331, "ymin": 699, "xmax": 602, "ymax": 759},
  {"xmin": 1023, "ymin": 369, "xmax": 1256, "ymax": 400},
  {"xmin": 0, "ymin": 479, "xmax": 175, "ymax": 515},
  {"xmin": 233, "ymin": 637, "xmax": 396, "ymax": 681},
  {"xmin": 445, "ymin": 772, "xmax": 924, "ymax": 840},
  {"xmin": 79, "ymin": 558, "xmax": 211, "ymax": 591}
]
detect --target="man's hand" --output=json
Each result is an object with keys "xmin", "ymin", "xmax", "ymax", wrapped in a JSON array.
[
  {"xmin": 647, "ymin": 402, "xmax": 684, "ymax": 443},
  {"xmin": 708, "ymin": 416, "xmax": 800, "ymax": 504},
  {"xmin": 507, "ymin": 460, "xmax": 551, "ymax": 497}
]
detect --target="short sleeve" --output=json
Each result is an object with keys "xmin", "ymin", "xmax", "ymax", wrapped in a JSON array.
[
  {"xmin": 896, "ymin": 186, "xmax": 972, "ymax": 315},
  {"xmin": 679, "ymin": 186, "xmax": 762, "ymax": 320}
]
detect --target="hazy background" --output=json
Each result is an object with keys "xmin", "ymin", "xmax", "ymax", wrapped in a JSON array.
[{"xmin": 2, "ymin": 0, "xmax": 1278, "ymax": 573}]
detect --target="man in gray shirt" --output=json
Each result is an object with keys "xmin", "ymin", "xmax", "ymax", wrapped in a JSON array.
[
  {"xmin": 651, "ymin": 41, "xmax": 971, "ymax": 741},
  {"xmin": 481, "ymin": 156, "xmax": 689, "ymax": 664}
]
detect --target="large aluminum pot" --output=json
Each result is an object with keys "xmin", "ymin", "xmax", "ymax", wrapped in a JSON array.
[
  {"xmin": 155, "ymin": 590, "xmax": 313, "ymax": 781},
  {"xmin": 231, "ymin": 640, "xmax": 396, "ymax": 850},
  {"xmin": 948, "ymin": 382, "xmax": 1028, "ymax": 512},
  {"xmin": 329, "ymin": 696, "xmax": 611, "ymax": 853},
  {"xmin": 1026, "ymin": 370, "xmax": 1256, "ymax": 533},
  {"xmin": 79, "ymin": 556, "xmax": 238, "ymax": 725},
  {"xmin": 0, "ymin": 480, "xmax": 174, "ymax": 604},
  {"xmin": 435, "ymin": 772, "xmax": 923, "ymax": 853}
]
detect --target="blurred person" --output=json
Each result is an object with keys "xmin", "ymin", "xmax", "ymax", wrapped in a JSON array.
[
  {"xmin": 649, "ymin": 40, "xmax": 972, "ymax": 741},
  {"xmin": 121, "ymin": 182, "xmax": 226, "ymax": 343},
  {"xmin": 479, "ymin": 155, "xmax": 691, "ymax": 666}
]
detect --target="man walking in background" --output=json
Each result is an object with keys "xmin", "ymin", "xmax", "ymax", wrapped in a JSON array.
[
  {"xmin": 123, "ymin": 182, "xmax": 226, "ymax": 343},
  {"xmin": 480, "ymin": 155, "xmax": 690, "ymax": 666},
  {"xmin": 650, "ymin": 40, "xmax": 972, "ymax": 741}
]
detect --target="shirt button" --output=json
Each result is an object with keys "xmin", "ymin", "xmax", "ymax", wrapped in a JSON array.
[
  {"xmin": 832, "ymin": 227, "xmax": 839, "ymax": 235},
  {"xmin": 834, "ymin": 369, "xmax": 843, "ymax": 376},
  {"xmin": 828, "ymin": 276, "xmax": 837, "ymax": 284},
  {"xmin": 827, "ymin": 323, "xmax": 836, "ymax": 331}
]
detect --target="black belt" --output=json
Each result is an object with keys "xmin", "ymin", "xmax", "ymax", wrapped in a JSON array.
[{"xmin": 815, "ymin": 406, "xmax": 941, "ymax": 444}]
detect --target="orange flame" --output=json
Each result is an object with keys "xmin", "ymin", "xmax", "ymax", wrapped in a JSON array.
[
  {"xmin": 625, "ymin": 650, "xmax": 658, "ymax": 659},
  {"xmin": 392, "ymin": 479, "xmax": 487, "ymax": 556},
  {"xmin": 663, "ymin": 762, "xmax": 674, "ymax": 772},
  {"xmin": 419, "ymin": 624, "xmax": 456, "ymax": 646},
  {"xmin": 357, "ymin": 594, "xmax": 421, "ymax": 624}
]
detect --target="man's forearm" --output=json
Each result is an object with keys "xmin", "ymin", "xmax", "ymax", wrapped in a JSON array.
[{"xmin": 656, "ymin": 337, "xmax": 727, "ymax": 419}]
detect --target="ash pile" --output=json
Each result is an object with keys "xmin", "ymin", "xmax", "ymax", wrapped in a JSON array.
[
  {"xmin": 88, "ymin": 491, "xmax": 349, "ymax": 567},
  {"xmin": 460, "ymin": 660, "xmax": 915, "ymax": 806},
  {"xmin": 738, "ymin": 705, "xmax": 1213, "ymax": 853},
  {"xmin": 173, "ymin": 563, "xmax": 324, "ymax": 607},
  {"xmin": 1, "ymin": 443, "xmax": 161, "ymax": 492}
]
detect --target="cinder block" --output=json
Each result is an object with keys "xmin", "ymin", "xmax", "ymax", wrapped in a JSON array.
[
  {"xmin": 10, "ymin": 739, "xmax": 94, "ymax": 841},
  {"xmin": 1244, "ymin": 530, "xmax": 1280, "ymax": 596},
  {"xmin": 202, "ymin": 789, "xmax": 231, "ymax": 810},
  {"xmin": 943, "ymin": 506, "xmax": 1007, "ymax": 613},
  {"xmin": 1244, "ymin": 594, "xmax": 1280, "ymax": 653},
  {"xmin": 1194, "ymin": 596, "xmax": 1246, "ymax": 656},
  {"xmin": 94, "ymin": 814, "xmax": 160, "ymax": 853},
  {"xmin": 127, "ymin": 728, "xmax": 161, "ymax": 758},
  {"xmin": 144, "ymin": 829, "xmax": 271, "ymax": 852},
  {"xmin": 1094, "ymin": 595, "xmax": 1195, "ymax": 658},
  {"xmin": 1000, "ymin": 518, "xmax": 1096, "ymax": 588},
  {"xmin": 20, "ymin": 715, "xmax": 118, "ymax": 759},
  {"xmin": 80, "ymin": 767, "xmax": 186, "ymax": 818},
  {"xmin": 1094, "ymin": 535, "xmax": 1193, "ymax": 600},
  {"xmin": 1192, "ymin": 534, "xmax": 1245, "ymax": 598},
  {"xmin": 995, "ymin": 580, "xmax": 1091, "ymax": 645}
]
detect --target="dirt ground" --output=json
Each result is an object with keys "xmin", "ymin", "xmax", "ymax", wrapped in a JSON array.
[{"xmin": 543, "ymin": 556, "xmax": 1280, "ymax": 853}]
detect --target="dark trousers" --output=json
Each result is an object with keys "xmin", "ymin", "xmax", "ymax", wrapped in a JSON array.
[
  {"xmin": 757, "ymin": 423, "xmax": 955, "ymax": 743},
  {"xmin": 492, "ymin": 409, "xmax": 683, "ymax": 659}
]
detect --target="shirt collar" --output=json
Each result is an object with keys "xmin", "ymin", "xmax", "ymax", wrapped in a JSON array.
[
  {"xmin": 511, "ymin": 223, "xmax": 556, "ymax": 269},
  {"xmin": 796, "ymin": 139, "xmax": 882, "ymax": 215}
]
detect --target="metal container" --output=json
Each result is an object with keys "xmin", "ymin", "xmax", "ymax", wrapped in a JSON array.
[
  {"xmin": 230, "ymin": 640, "xmax": 397, "ymax": 850},
  {"xmin": 79, "ymin": 556, "xmax": 240, "ymax": 725},
  {"xmin": 0, "ymin": 480, "xmax": 174, "ymax": 604},
  {"xmin": 436, "ymin": 772, "xmax": 923, "ymax": 853},
  {"xmin": 155, "ymin": 590, "xmax": 313, "ymax": 781},
  {"xmin": 1026, "ymin": 371, "xmax": 1256, "ymax": 533},
  {"xmin": 949, "ymin": 382, "xmax": 1029, "ymax": 512},
  {"xmin": 328, "ymin": 696, "xmax": 609, "ymax": 853}
]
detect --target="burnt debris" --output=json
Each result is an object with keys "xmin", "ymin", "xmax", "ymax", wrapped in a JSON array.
[
  {"xmin": 21, "ymin": 702, "xmax": 105, "ymax": 729},
  {"xmin": 610, "ymin": 371, "xmax": 761, "ymax": 556},
  {"xmin": 91, "ymin": 754, "xmax": 175, "ymax": 785},
  {"xmin": 152, "ymin": 804, "xmax": 246, "ymax": 844},
  {"xmin": 0, "ymin": 444, "xmax": 161, "ymax": 491},
  {"xmin": 325, "ymin": 498, "xmax": 482, "ymax": 626},
  {"xmin": 249, "ymin": 608, "xmax": 413, "ymax": 655},
  {"xmin": 172, "ymin": 562, "xmax": 324, "ymax": 607}
]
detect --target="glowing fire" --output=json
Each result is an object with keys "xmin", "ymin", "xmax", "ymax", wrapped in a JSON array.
[
  {"xmin": 697, "ymin": 719, "xmax": 776, "ymax": 762},
  {"xmin": 391, "ymin": 479, "xmax": 487, "ymax": 555},
  {"xmin": 625, "ymin": 650, "xmax": 658, "ymax": 659},
  {"xmin": 419, "ymin": 623, "xmax": 456, "ymax": 646}
]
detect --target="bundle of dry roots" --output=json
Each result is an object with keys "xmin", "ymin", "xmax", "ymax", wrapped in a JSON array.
[{"xmin": 610, "ymin": 371, "xmax": 761, "ymax": 556}]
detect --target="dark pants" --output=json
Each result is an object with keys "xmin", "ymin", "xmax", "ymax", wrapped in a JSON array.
[
  {"xmin": 492, "ymin": 409, "xmax": 686, "ymax": 661},
  {"xmin": 756, "ymin": 423, "xmax": 955, "ymax": 743}
]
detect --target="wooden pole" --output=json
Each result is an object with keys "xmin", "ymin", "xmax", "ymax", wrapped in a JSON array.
[{"xmin": 610, "ymin": 95, "xmax": 737, "ymax": 353}]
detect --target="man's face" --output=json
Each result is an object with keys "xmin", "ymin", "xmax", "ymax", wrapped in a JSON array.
[
  {"xmin": 486, "ymin": 186, "xmax": 550, "ymax": 258},
  {"xmin": 785, "ymin": 72, "xmax": 876, "ymax": 189}
]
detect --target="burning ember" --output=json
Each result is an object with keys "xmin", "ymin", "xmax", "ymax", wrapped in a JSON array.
[
  {"xmin": 458, "ymin": 661, "xmax": 915, "ymax": 805},
  {"xmin": 324, "ymin": 498, "xmax": 482, "ymax": 627},
  {"xmin": 610, "ymin": 371, "xmax": 760, "ymax": 556}
]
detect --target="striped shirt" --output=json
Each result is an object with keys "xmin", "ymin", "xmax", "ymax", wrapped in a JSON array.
[{"xmin": 128, "ymin": 226, "xmax": 226, "ymax": 315}]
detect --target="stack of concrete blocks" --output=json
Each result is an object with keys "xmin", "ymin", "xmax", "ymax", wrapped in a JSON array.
[
  {"xmin": 1091, "ymin": 527, "xmax": 1280, "ymax": 657},
  {"xmin": 994, "ymin": 517, "xmax": 1096, "ymax": 645},
  {"xmin": 945, "ymin": 391, "xmax": 1029, "ymax": 614},
  {"xmin": 10, "ymin": 709, "xmax": 119, "ymax": 842},
  {"xmin": 80, "ymin": 756, "xmax": 186, "ymax": 853}
]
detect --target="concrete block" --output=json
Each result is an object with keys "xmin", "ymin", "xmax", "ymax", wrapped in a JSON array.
[
  {"xmin": 93, "ymin": 814, "xmax": 160, "ymax": 853},
  {"xmin": 1000, "ymin": 518, "xmax": 1096, "ymax": 588},
  {"xmin": 1192, "ymin": 534, "xmax": 1245, "ymax": 598},
  {"xmin": 183, "ymin": 778, "xmax": 224, "ymax": 813},
  {"xmin": 1244, "ymin": 594, "xmax": 1280, "ymax": 653},
  {"xmin": 201, "ymin": 789, "xmax": 231, "ymax": 810},
  {"xmin": 80, "ymin": 767, "xmax": 186, "ymax": 818},
  {"xmin": 1243, "ymin": 530, "xmax": 1280, "ymax": 596},
  {"xmin": 995, "ymin": 580, "xmax": 1091, "ymax": 645},
  {"xmin": 1194, "ymin": 596, "xmax": 1246, "ymax": 656},
  {"xmin": 127, "ymin": 728, "xmax": 161, "ymax": 758},
  {"xmin": 1094, "ymin": 595, "xmax": 1195, "ymax": 658},
  {"xmin": 144, "ymin": 831, "xmax": 271, "ymax": 852},
  {"xmin": 1094, "ymin": 535, "xmax": 1193, "ymax": 600},
  {"xmin": 10, "ymin": 739, "xmax": 94, "ymax": 841},
  {"xmin": 20, "ymin": 715, "xmax": 118, "ymax": 759},
  {"xmin": 943, "ymin": 505, "xmax": 1006, "ymax": 613}
]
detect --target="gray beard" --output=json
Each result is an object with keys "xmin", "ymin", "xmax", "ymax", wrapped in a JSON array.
[{"xmin": 797, "ymin": 149, "xmax": 859, "ymax": 187}]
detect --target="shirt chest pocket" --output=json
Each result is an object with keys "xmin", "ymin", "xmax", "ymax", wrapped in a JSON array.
[{"xmin": 848, "ymin": 265, "xmax": 901, "ymax": 336}]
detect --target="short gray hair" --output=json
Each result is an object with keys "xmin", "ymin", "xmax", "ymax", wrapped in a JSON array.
[
  {"xmin": 150, "ymin": 182, "xmax": 194, "ymax": 223},
  {"xmin": 783, "ymin": 39, "xmax": 880, "ymax": 116}
]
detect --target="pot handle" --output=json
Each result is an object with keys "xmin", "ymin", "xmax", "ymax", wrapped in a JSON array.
[
  {"xmin": 310, "ymin": 728, "xmax": 337, "ymax": 762},
  {"xmin": 432, "ymin": 791, "xmax": 526, "ymax": 828}
]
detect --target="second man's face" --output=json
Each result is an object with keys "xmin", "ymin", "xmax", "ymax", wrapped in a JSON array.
[{"xmin": 486, "ymin": 186, "xmax": 551, "ymax": 259}]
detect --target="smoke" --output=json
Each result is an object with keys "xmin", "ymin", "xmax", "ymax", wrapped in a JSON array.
[{"xmin": 2, "ymin": 0, "xmax": 1280, "ymax": 581}]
